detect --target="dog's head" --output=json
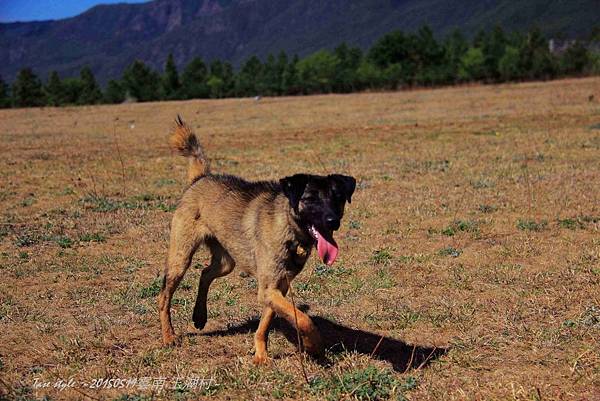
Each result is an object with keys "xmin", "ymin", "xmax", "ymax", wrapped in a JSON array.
[{"xmin": 280, "ymin": 173, "xmax": 356, "ymax": 266}]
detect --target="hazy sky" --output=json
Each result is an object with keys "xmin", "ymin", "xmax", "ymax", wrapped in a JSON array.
[{"xmin": 0, "ymin": 0, "xmax": 151, "ymax": 22}]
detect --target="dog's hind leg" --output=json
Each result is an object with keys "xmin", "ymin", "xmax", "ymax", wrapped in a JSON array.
[
  {"xmin": 159, "ymin": 211, "xmax": 205, "ymax": 346},
  {"xmin": 192, "ymin": 238, "xmax": 235, "ymax": 330}
]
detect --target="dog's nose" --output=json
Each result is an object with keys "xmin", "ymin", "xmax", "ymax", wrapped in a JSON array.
[{"xmin": 326, "ymin": 216, "xmax": 340, "ymax": 231}]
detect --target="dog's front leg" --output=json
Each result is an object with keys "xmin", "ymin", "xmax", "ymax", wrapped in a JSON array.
[
  {"xmin": 253, "ymin": 305, "xmax": 275, "ymax": 365},
  {"xmin": 260, "ymin": 287, "xmax": 323, "ymax": 357}
]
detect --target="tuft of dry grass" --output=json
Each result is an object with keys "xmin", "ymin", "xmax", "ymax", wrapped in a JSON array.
[{"xmin": 1, "ymin": 77, "xmax": 599, "ymax": 400}]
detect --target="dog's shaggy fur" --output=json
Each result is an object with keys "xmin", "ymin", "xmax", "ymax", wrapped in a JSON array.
[{"xmin": 158, "ymin": 117, "xmax": 355, "ymax": 364}]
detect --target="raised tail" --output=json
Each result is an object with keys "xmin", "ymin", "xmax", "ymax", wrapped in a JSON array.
[{"xmin": 169, "ymin": 115, "xmax": 210, "ymax": 184}]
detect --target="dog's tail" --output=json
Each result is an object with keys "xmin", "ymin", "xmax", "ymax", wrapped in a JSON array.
[{"xmin": 169, "ymin": 115, "xmax": 210, "ymax": 184}]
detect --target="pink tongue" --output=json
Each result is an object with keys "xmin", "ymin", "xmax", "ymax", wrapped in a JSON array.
[{"xmin": 316, "ymin": 230, "xmax": 339, "ymax": 266}]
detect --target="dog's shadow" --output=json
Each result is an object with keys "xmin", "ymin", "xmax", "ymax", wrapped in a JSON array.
[{"xmin": 199, "ymin": 305, "xmax": 447, "ymax": 372}]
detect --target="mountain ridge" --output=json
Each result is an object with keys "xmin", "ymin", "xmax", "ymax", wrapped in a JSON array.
[{"xmin": 1, "ymin": 0, "xmax": 597, "ymax": 84}]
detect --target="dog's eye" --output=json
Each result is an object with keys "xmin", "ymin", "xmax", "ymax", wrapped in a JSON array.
[{"xmin": 302, "ymin": 195, "xmax": 318, "ymax": 203}]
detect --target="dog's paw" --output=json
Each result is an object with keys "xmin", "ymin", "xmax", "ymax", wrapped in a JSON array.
[
  {"xmin": 162, "ymin": 334, "xmax": 182, "ymax": 347},
  {"xmin": 252, "ymin": 352, "xmax": 271, "ymax": 366},
  {"xmin": 302, "ymin": 332, "xmax": 324, "ymax": 357},
  {"xmin": 192, "ymin": 313, "xmax": 207, "ymax": 330}
]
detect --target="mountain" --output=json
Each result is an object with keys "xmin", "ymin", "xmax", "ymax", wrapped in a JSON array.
[{"xmin": 1, "ymin": 0, "xmax": 597, "ymax": 84}]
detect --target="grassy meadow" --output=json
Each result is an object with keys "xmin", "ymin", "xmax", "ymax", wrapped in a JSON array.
[{"xmin": 0, "ymin": 77, "xmax": 599, "ymax": 400}]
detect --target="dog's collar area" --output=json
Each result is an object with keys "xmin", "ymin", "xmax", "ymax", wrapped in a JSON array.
[
  {"xmin": 296, "ymin": 243, "xmax": 309, "ymax": 257},
  {"xmin": 287, "ymin": 240, "xmax": 310, "ymax": 257}
]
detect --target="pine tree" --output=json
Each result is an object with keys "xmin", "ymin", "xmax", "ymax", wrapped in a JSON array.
[
  {"xmin": 334, "ymin": 43, "xmax": 362, "ymax": 92},
  {"xmin": 443, "ymin": 29, "xmax": 468, "ymax": 83},
  {"xmin": 367, "ymin": 30, "xmax": 414, "ymax": 84},
  {"xmin": 261, "ymin": 54, "xmax": 280, "ymax": 96},
  {"xmin": 79, "ymin": 67, "xmax": 103, "ymax": 105},
  {"xmin": 104, "ymin": 79, "xmax": 126, "ymax": 104},
  {"xmin": 162, "ymin": 53, "xmax": 181, "ymax": 100},
  {"xmin": 62, "ymin": 78, "xmax": 84, "ymax": 104},
  {"xmin": 519, "ymin": 27, "xmax": 556, "ymax": 80},
  {"xmin": 208, "ymin": 60, "xmax": 234, "ymax": 98},
  {"xmin": 0, "ymin": 75, "xmax": 12, "ymax": 108},
  {"xmin": 414, "ymin": 25, "xmax": 445, "ymax": 85},
  {"xmin": 122, "ymin": 60, "xmax": 161, "ymax": 102},
  {"xmin": 276, "ymin": 51, "xmax": 289, "ymax": 94},
  {"xmin": 482, "ymin": 26, "xmax": 508, "ymax": 81},
  {"xmin": 12, "ymin": 68, "xmax": 45, "ymax": 107},
  {"xmin": 207, "ymin": 75, "xmax": 224, "ymax": 99},
  {"xmin": 459, "ymin": 47, "xmax": 485, "ymax": 81},
  {"xmin": 498, "ymin": 46, "xmax": 521, "ymax": 81},
  {"xmin": 297, "ymin": 50, "xmax": 338, "ymax": 94},
  {"xmin": 44, "ymin": 71, "xmax": 65, "ymax": 106},
  {"xmin": 221, "ymin": 61, "xmax": 235, "ymax": 97},
  {"xmin": 368, "ymin": 30, "xmax": 409, "ymax": 69},
  {"xmin": 236, "ymin": 56, "xmax": 263, "ymax": 96},
  {"xmin": 181, "ymin": 57, "xmax": 209, "ymax": 99},
  {"xmin": 282, "ymin": 54, "xmax": 300, "ymax": 95},
  {"xmin": 560, "ymin": 41, "xmax": 590, "ymax": 75},
  {"xmin": 356, "ymin": 60, "xmax": 384, "ymax": 90}
]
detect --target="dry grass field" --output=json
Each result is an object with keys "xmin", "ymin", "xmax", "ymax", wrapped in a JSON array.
[{"xmin": 1, "ymin": 77, "xmax": 599, "ymax": 401}]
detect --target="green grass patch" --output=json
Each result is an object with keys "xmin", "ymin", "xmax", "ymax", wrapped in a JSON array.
[
  {"xmin": 371, "ymin": 248, "xmax": 393, "ymax": 265},
  {"xmin": 82, "ymin": 195, "xmax": 122, "ymax": 212},
  {"xmin": 373, "ymin": 268, "xmax": 395, "ymax": 289},
  {"xmin": 21, "ymin": 197, "xmax": 35, "ymax": 207},
  {"xmin": 517, "ymin": 219, "xmax": 547, "ymax": 231},
  {"xmin": 364, "ymin": 306, "xmax": 421, "ymax": 329},
  {"xmin": 470, "ymin": 178, "xmax": 494, "ymax": 189},
  {"xmin": 308, "ymin": 366, "xmax": 416, "ymax": 401},
  {"xmin": 314, "ymin": 264, "xmax": 353, "ymax": 277},
  {"xmin": 60, "ymin": 187, "xmax": 75, "ymax": 195},
  {"xmin": 140, "ymin": 277, "xmax": 163, "ymax": 298},
  {"xmin": 55, "ymin": 236, "xmax": 74, "ymax": 248},
  {"xmin": 588, "ymin": 123, "xmax": 600, "ymax": 130},
  {"xmin": 348, "ymin": 220, "xmax": 361, "ymax": 229},
  {"xmin": 441, "ymin": 220, "xmax": 478, "ymax": 236},
  {"xmin": 81, "ymin": 194, "xmax": 176, "ymax": 213},
  {"xmin": 478, "ymin": 204, "xmax": 497, "ymax": 213},
  {"xmin": 557, "ymin": 216, "xmax": 599, "ymax": 230},
  {"xmin": 579, "ymin": 305, "xmax": 600, "ymax": 328},
  {"xmin": 157, "ymin": 202, "xmax": 177, "ymax": 212},
  {"xmin": 438, "ymin": 246, "xmax": 462, "ymax": 257},
  {"xmin": 154, "ymin": 178, "xmax": 178, "ymax": 187},
  {"xmin": 580, "ymin": 215, "xmax": 599, "ymax": 223},
  {"xmin": 557, "ymin": 218, "xmax": 583, "ymax": 230},
  {"xmin": 80, "ymin": 232, "xmax": 106, "ymax": 242},
  {"xmin": 15, "ymin": 234, "xmax": 38, "ymax": 247},
  {"xmin": 295, "ymin": 281, "xmax": 322, "ymax": 293}
]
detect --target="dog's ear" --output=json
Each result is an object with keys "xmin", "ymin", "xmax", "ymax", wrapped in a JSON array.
[
  {"xmin": 280, "ymin": 174, "xmax": 309, "ymax": 212},
  {"xmin": 329, "ymin": 174, "xmax": 356, "ymax": 203}
]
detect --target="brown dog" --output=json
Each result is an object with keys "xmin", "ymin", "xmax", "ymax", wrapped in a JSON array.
[{"xmin": 158, "ymin": 116, "xmax": 356, "ymax": 364}]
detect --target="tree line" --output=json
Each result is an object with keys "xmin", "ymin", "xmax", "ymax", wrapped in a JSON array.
[{"xmin": 1, "ymin": 25, "xmax": 599, "ymax": 108}]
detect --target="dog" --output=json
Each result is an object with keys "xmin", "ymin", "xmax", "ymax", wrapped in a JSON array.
[{"xmin": 158, "ymin": 116, "xmax": 356, "ymax": 364}]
